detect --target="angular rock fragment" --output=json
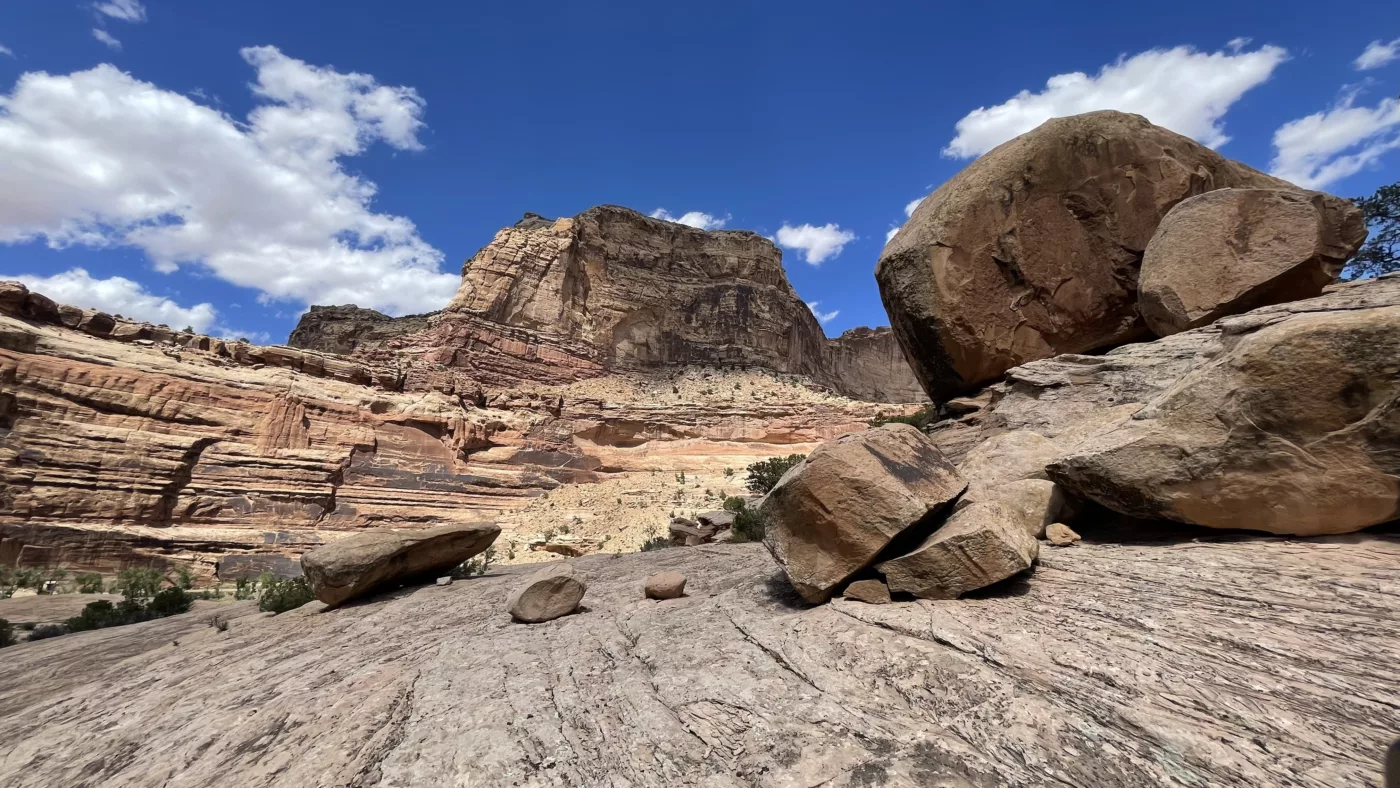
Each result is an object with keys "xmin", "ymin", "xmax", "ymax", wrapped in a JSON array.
[
  {"xmin": 508, "ymin": 563, "xmax": 587, "ymax": 623},
  {"xmin": 761, "ymin": 423, "xmax": 966, "ymax": 603},
  {"xmin": 1045, "ymin": 523, "xmax": 1081, "ymax": 546},
  {"xmin": 1139, "ymin": 188, "xmax": 1366, "ymax": 336},
  {"xmin": 878, "ymin": 502, "xmax": 1039, "ymax": 600},
  {"xmin": 301, "ymin": 523, "xmax": 500, "ymax": 607},
  {"xmin": 842, "ymin": 579, "xmax": 891, "ymax": 604}
]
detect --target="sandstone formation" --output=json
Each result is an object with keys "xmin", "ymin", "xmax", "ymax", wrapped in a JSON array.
[
  {"xmin": 1138, "ymin": 188, "xmax": 1367, "ymax": 336},
  {"xmin": 840, "ymin": 578, "xmax": 891, "ymax": 604},
  {"xmin": 760, "ymin": 423, "xmax": 966, "ymax": 603},
  {"xmin": 643, "ymin": 571, "xmax": 686, "ymax": 600},
  {"xmin": 507, "ymin": 562, "xmax": 586, "ymax": 623},
  {"xmin": 290, "ymin": 206, "xmax": 926, "ymax": 404},
  {"xmin": 301, "ymin": 523, "xmax": 500, "ymax": 606},
  {"xmin": 955, "ymin": 478, "xmax": 1068, "ymax": 539},
  {"xmin": 6, "ymin": 539, "xmax": 1390, "ymax": 786},
  {"xmin": 1048, "ymin": 301, "xmax": 1400, "ymax": 536},
  {"xmin": 877, "ymin": 110, "xmax": 1291, "ymax": 401},
  {"xmin": 878, "ymin": 501, "xmax": 1040, "ymax": 599},
  {"xmin": 0, "ymin": 281, "xmax": 901, "ymax": 579}
]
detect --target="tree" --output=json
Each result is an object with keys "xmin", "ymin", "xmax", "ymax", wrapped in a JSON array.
[
  {"xmin": 1349, "ymin": 182, "xmax": 1400, "ymax": 279},
  {"xmin": 744, "ymin": 454, "xmax": 806, "ymax": 495}
]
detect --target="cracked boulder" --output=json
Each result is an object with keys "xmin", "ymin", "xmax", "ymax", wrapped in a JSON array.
[
  {"xmin": 955, "ymin": 478, "xmax": 1070, "ymax": 538},
  {"xmin": 877, "ymin": 110, "xmax": 1288, "ymax": 400},
  {"xmin": 1138, "ymin": 188, "xmax": 1366, "ymax": 336},
  {"xmin": 1049, "ymin": 304, "xmax": 1400, "ymax": 535},
  {"xmin": 508, "ymin": 562, "xmax": 587, "ymax": 623},
  {"xmin": 301, "ymin": 522, "xmax": 500, "ymax": 607},
  {"xmin": 760, "ymin": 423, "xmax": 965, "ymax": 603},
  {"xmin": 878, "ymin": 501, "xmax": 1040, "ymax": 599}
]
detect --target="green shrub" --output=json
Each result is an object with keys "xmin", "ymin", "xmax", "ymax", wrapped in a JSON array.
[
  {"xmin": 744, "ymin": 454, "xmax": 806, "ymax": 495},
  {"xmin": 114, "ymin": 567, "xmax": 163, "ymax": 601},
  {"xmin": 66, "ymin": 599, "xmax": 148, "ymax": 632},
  {"xmin": 0, "ymin": 618, "xmax": 13, "ymax": 648},
  {"xmin": 75, "ymin": 573, "xmax": 105, "ymax": 594},
  {"xmin": 176, "ymin": 567, "xmax": 194, "ymax": 590},
  {"xmin": 258, "ymin": 576, "xmax": 314, "ymax": 614},
  {"xmin": 451, "ymin": 547, "xmax": 496, "ymax": 579},
  {"xmin": 28, "ymin": 624, "xmax": 67, "ymax": 641},
  {"xmin": 640, "ymin": 536, "xmax": 672, "ymax": 552},
  {"xmin": 723, "ymin": 499, "xmax": 768, "ymax": 543},
  {"xmin": 234, "ymin": 576, "xmax": 258, "ymax": 600},
  {"xmin": 147, "ymin": 587, "xmax": 192, "ymax": 618},
  {"xmin": 869, "ymin": 404, "xmax": 937, "ymax": 430},
  {"xmin": 722, "ymin": 495, "xmax": 747, "ymax": 513}
]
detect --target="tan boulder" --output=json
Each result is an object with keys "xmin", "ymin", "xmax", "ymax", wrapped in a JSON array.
[
  {"xmin": 508, "ymin": 563, "xmax": 587, "ymax": 623},
  {"xmin": 301, "ymin": 523, "xmax": 500, "ymax": 607},
  {"xmin": 1045, "ymin": 523, "xmax": 1081, "ymax": 546},
  {"xmin": 643, "ymin": 571, "xmax": 687, "ymax": 600},
  {"xmin": 842, "ymin": 579, "xmax": 891, "ymax": 604},
  {"xmin": 956, "ymin": 479, "xmax": 1068, "ymax": 538},
  {"xmin": 761, "ymin": 423, "xmax": 966, "ymax": 603},
  {"xmin": 1139, "ymin": 189, "xmax": 1366, "ymax": 336},
  {"xmin": 878, "ymin": 502, "xmax": 1039, "ymax": 600},
  {"xmin": 1049, "ymin": 305, "xmax": 1400, "ymax": 535},
  {"xmin": 877, "ymin": 110, "xmax": 1287, "ymax": 400}
]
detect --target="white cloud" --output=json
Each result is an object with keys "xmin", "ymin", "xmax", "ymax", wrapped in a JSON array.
[
  {"xmin": 1270, "ymin": 88, "xmax": 1400, "ymax": 188},
  {"xmin": 0, "ymin": 47, "xmax": 457, "ymax": 315},
  {"xmin": 0, "ymin": 45, "xmax": 13, "ymax": 58},
  {"xmin": 93, "ymin": 0, "xmax": 146, "ymax": 22},
  {"xmin": 805, "ymin": 301, "xmax": 839, "ymax": 325},
  {"xmin": 5, "ymin": 268, "xmax": 217, "ymax": 331},
  {"xmin": 884, "ymin": 226, "xmax": 900, "ymax": 243},
  {"xmin": 1355, "ymin": 38, "xmax": 1400, "ymax": 71},
  {"xmin": 904, "ymin": 197, "xmax": 924, "ymax": 217},
  {"xmin": 92, "ymin": 29, "xmax": 122, "ymax": 50},
  {"xmin": 774, "ymin": 223, "xmax": 856, "ymax": 265},
  {"xmin": 944, "ymin": 43, "xmax": 1289, "ymax": 158},
  {"xmin": 649, "ymin": 208, "xmax": 728, "ymax": 230}
]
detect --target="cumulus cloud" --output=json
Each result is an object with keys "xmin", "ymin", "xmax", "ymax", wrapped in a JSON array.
[
  {"xmin": 904, "ymin": 197, "xmax": 924, "ymax": 217},
  {"xmin": 93, "ymin": 0, "xmax": 146, "ymax": 22},
  {"xmin": 1355, "ymin": 38, "xmax": 1400, "ymax": 71},
  {"xmin": 92, "ymin": 29, "xmax": 122, "ymax": 50},
  {"xmin": 0, "ymin": 45, "xmax": 13, "ymax": 58},
  {"xmin": 5, "ymin": 268, "xmax": 217, "ymax": 331},
  {"xmin": 1270, "ymin": 87, "xmax": 1400, "ymax": 188},
  {"xmin": 0, "ymin": 47, "xmax": 458, "ymax": 315},
  {"xmin": 775, "ymin": 223, "xmax": 856, "ymax": 265},
  {"xmin": 649, "ymin": 208, "xmax": 728, "ymax": 230},
  {"xmin": 944, "ymin": 43, "xmax": 1289, "ymax": 158},
  {"xmin": 884, "ymin": 227, "xmax": 900, "ymax": 243},
  {"xmin": 805, "ymin": 301, "xmax": 839, "ymax": 325}
]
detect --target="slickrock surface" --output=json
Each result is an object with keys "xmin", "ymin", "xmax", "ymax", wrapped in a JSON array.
[
  {"xmin": 878, "ymin": 110, "xmax": 1290, "ymax": 400},
  {"xmin": 290, "ymin": 206, "xmax": 927, "ymax": 404},
  {"xmin": 0, "ymin": 537, "xmax": 1396, "ymax": 786}
]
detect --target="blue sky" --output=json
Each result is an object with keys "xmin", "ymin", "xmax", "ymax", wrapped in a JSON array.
[{"xmin": 1, "ymin": 1, "xmax": 1399, "ymax": 343}]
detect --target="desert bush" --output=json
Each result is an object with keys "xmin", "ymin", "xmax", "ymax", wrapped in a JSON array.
[
  {"xmin": 744, "ymin": 454, "xmax": 806, "ymax": 495},
  {"xmin": 451, "ymin": 547, "xmax": 496, "ymax": 579},
  {"xmin": 113, "ymin": 567, "xmax": 163, "ymax": 601},
  {"xmin": 75, "ymin": 573, "xmax": 105, "ymax": 594},
  {"xmin": 258, "ymin": 576, "xmax": 315, "ymax": 614},
  {"xmin": 722, "ymin": 495, "xmax": 747, "ymax": 512},
  {"xmin": 722, "ymin": 498, "xmax": 767, "ymax": 543},
  {"xmin": 28, "ymin": 624, "xmax": 67, "ymax": 641},
  {"xmin": 147, "ymin": 587, "xmax": 192, "ymax": 618},
  {"xmin": 0, "ymin": 618, "xmax": 13, "ymax": 648},
  {"xmin": 640, "ymin": 536, "xmax": 673, "ymax": 552},
  {"xmin": 234, "ymin": 576, "xmax": 258, "ymax": 600},
  {"xmin": 869, "ymin": 404, "xmax": 937, "ymax": 430}
]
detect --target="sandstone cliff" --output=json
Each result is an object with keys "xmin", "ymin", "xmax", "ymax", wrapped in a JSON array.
[{"xmin": 290, "ymin": 206, "xmax": 927, "ymax": 403}]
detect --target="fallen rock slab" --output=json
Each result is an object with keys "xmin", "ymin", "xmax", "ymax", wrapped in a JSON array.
[
  {"xmin": 1139, "ymin": 188, "xmax": 1366, "ymax": 336},
  {"xmin": 643, "ymin": 571, "xmax": 686, "ymax": 600},
  {"xmin": 761, "ymin": 423, "xmax": 966, "ymax": 602},
  {"xmin": 1050, "ymin": 303, "xmax": 1400, "ymax": 535},
  {"xmin": 507, "ymin": 563, "xmax": 586, "ymax": 623},
  {"xmin": 1045, "ymin": 523, "xmax": 1081, "ymax": 546},
  {"xmin": 877, "ymin": 110, "xmax": 1287, "ymax": 400},
  {"xmin": 301, "ymin": 523, "xmax": 500, "ymax": 607},
  {"xmin": 878, "ymin": 501, "xmax": 1039, "ymax": 599},
  {"xmin": 841, "ymin": 579, "xmax": 891, "ymax": 604},
  {"xmin": 956, "ymin": 478, "xmax": 1069, "ymax": 538}
]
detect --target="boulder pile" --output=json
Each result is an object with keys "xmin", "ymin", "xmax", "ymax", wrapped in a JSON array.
[{"xmin": 761, "ymin": 110, "xmax": 1388, "ymax": 604}]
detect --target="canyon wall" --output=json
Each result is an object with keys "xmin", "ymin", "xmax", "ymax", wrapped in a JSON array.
[{"xmin": 289, "ymin": 206, "xmax": 927, "ymax": 403}]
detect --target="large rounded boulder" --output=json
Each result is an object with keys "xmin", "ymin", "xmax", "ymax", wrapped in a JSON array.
[{"xmin": 877, "ymin": 110, "xmax": 1286, "ymax": 401}]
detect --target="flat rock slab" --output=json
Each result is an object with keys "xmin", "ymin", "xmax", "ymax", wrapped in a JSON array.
[
  {"xmin": 0, "ymin": 538, "xmax": 1396, "ymax": 787},
  {"xmin": 301, "ymin": 522, "xmax": 500, "ymax": 607}
]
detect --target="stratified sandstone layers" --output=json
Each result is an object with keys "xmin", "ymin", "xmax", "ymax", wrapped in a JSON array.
[
  {"xmin": 0, "ymin": 281, "xmax": 898, "ymax": 579},
  {"xmin": 877, "ymin": 110, "xmax": 1292, "ymax": 401},
  {"xmin": 291, "ymin": 206, "xmax": 927, "ymax": 404}
]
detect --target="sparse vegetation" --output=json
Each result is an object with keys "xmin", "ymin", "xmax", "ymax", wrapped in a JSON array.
[
  {"xmin": 744, "ymin": 454, "xmax": 806, "ymax": 494},
  {"xmin": 451, "ymin": 547, "xmax": 496, "ymax": 579},
  {"xmin": 723, "ymin": 498, "xmax": 768, "ymax": 543},
  {"xmin": 1350, "ymin": 181, "xmax": 1399, "ymax": 279},
  {"xmin": 0, "ymin": 618, "xmax": 13, "ymax": 648},
  {"xmin": 28, "ymin": 624, "xmax": 67, "ymax": 641},
  {"xmin": 869, "ymin": 404, "xmax": 937, "ymax": 430},
  {"xmin": 75, "ymin": 573, "xmax": 105, "ymax": 594},
  {"xmin": 640, "ymin": 525, "xmax": 672, "ymax": 551},
  {"xmin": 257, "ymin": 576, "xmax": 314, "ymax": 614}
]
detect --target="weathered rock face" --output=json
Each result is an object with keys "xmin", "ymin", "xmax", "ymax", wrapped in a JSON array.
[
  {"xmin": 0, "ymin": 281, "xmax": 901, "ymax": 580},
  {"xmin": 290, "ymin": 206, "xmax": 926, "ymax": 403},
  {"xmin": 301, "ymin": 523, "xmax": 500, "ymax": 606},
  {"xmin": 507, "ymin": 562, "xmax": 586, "ymax": 622},
  {"xmin": 7, "ymin": 540, "xmax": 1390, "ymax": 786},
  {"xmin": 1049, "ymin": 303, "xmax": 1400, "ymax": 535},
  {"xmin": 877, "ymin": 110, "xmax": 1289, "ymax": 401},
  {"xmin": 760, "ymin": 423, "xmax": 965, "ymax": 603},
  {"xmin": 1138, "ymin": 188, "xmax": 1366, "ymax": 336}
]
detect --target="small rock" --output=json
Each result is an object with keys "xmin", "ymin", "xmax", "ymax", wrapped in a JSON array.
[
  {"xmin": 842, "ymin": 579, "xmax": 891, "ymax": 604},
  {"xmin": 644, "ymin": 571, "xmax": 686, "ymax": 600},
  {"xmin": 508, "ymin": 563, "xmax": 586, "ymax": 623},
  {"xmin": 878, "ymin": 501, "xmax": 1039, "ymax": 600},
  {"xmin": 1046, "ymin": 523, "xmax": 1081, "ymax": 546},
  {"xmin": 435, "ymin": 576, "xmax": 453, "ymax": 586}
]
